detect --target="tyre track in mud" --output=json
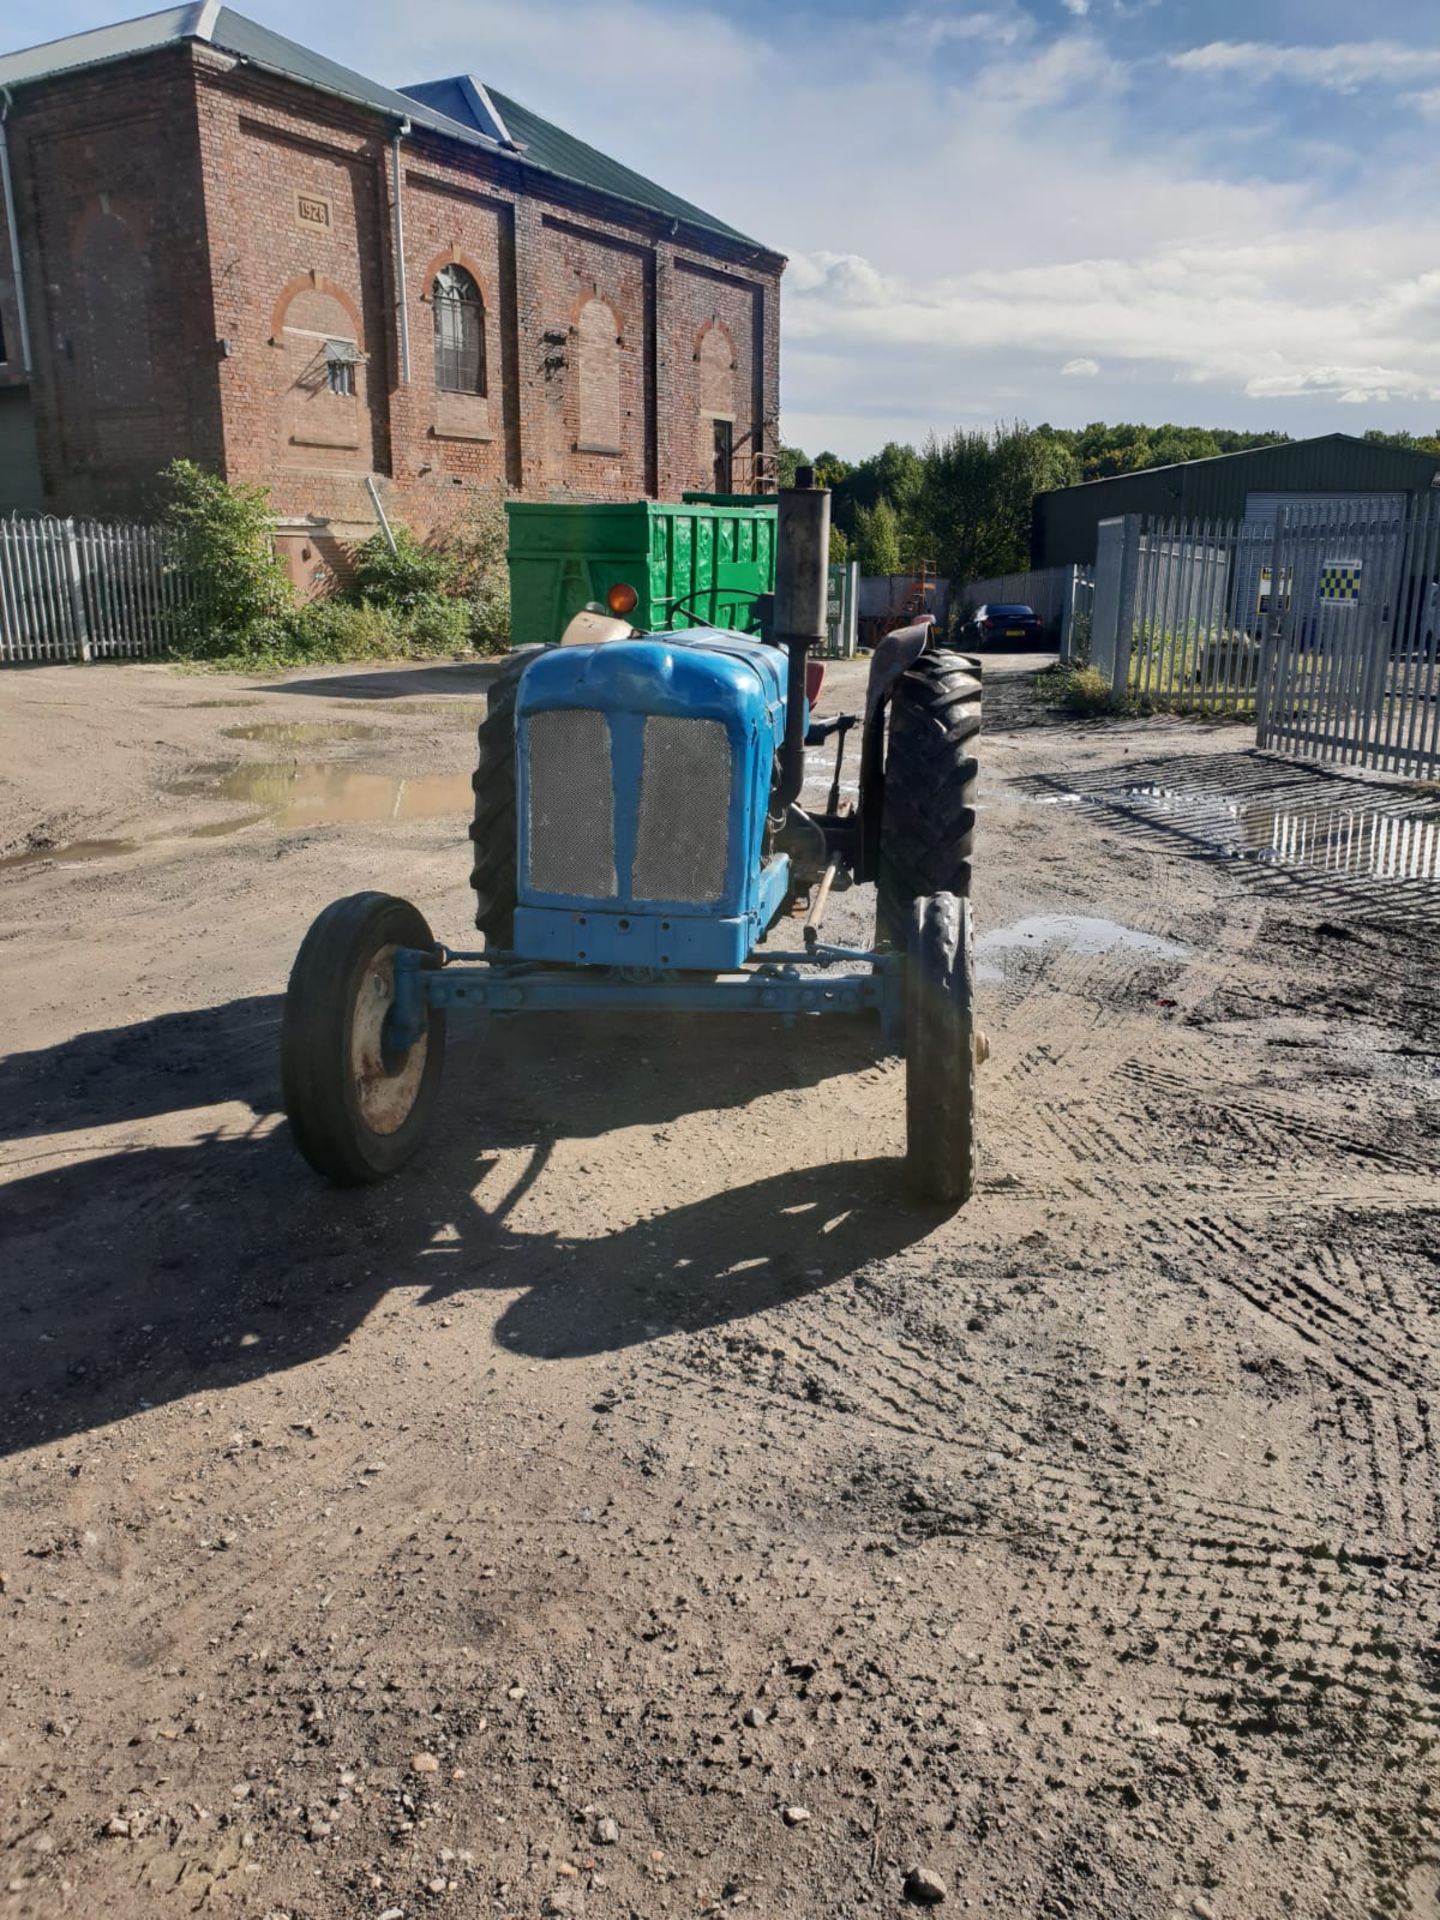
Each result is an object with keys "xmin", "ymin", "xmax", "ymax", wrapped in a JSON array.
[{"xmin": 3, "ymin": 670, "xmax": 1439, "ymax": 1919}]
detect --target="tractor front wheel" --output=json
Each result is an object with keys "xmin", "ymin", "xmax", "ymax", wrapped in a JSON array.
[
  {"xmin": 904, "ymin": 892, "xmax": 976, "ymax": 1205},
  {"xmin": 281, "ymin": 892, "xmax": 446, "ymax": 1184}
]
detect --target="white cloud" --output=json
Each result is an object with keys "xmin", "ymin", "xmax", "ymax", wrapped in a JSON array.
[
  {"xmin": 1246, "ymin": 365, "xmax": 1440, "ymax": 405},
  {"xmin": 783, "ymin": 227, "xmax": 1440, "ymax": 423},
  {"xmin": 786, "ymin": 251, "xmax": 896, "ymax": 307},
  {"xmin": 1061, "ymin": 0, "xmax": 1089, "ymax": 15},
  {"xmin": 1170, "ymin": 40, "xmax": 1440, "ymax": 91}
]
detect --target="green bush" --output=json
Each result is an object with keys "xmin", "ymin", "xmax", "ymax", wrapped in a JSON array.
[
  {"xmin": 350, "ymin": 525, "xmax": 459, "ymax": 610},
  {"xmin": 427, "ymin": 488, "xmax": 512, "ymax": 653},
  {"xmin": 403, "ymin": 592, "xmax": 472, "ymax": 656},
  {"xmin": 159, "ymin": 467, "xmax": 509, "ymax": 666},
  {"xmin": 349, "ymin": 499, "xmax": 512, "ymax": 653},
  {"xmin": 465, "ymin": 576, "xmax": 511, "ymax": 655},
  {"xmin": 160, "ymin": 460, "xmax": 293, "ymax": 658},
  {"xmin": 284, "ymin": 599, "xmax": 405, "ymax": 663}
]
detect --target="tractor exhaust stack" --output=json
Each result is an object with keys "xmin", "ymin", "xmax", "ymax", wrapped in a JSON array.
[{"xmin": 774, "ymin": 466, "xmax": 831, "ymax": 808}]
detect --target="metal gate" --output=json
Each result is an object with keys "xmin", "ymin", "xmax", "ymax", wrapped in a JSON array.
[
  {"xmin": 1257, "ymin": 496, "xmax": 1440, "ymax": 777},
  {"xmin": 0, "ymin": 514, "xmax": 193, "ymax": 664}
]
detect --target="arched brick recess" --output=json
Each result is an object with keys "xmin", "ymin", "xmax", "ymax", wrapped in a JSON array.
[
  {"xmin": 574, "ymin": 294, "xmax": 622, "ymax": 453},
  {"xmin": 270, "ymin": 272, "xmax": 366, "ymax": 350},
  {"xmin": 568, "ymin": 288, "xmax": 622, "ymax": 342}
]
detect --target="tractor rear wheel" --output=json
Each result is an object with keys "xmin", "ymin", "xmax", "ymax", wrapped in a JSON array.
[
  {"xmin": 875, "ymin": 651, "xmax": 981, "ymax": 952},
  {"xmin": 281, "ymin": 892, "xmax": 446, "ymax": 1185},
  {"xmin": 469, "ymin": 647, "xmax": 542, "ymax": 946},
  {"xmin": 904, "ymin": 892, "xmax": 976, "ymax": 1205}
]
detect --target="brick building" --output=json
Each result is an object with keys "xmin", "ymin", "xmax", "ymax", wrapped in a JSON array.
[{"xmin": 0, "ymin": 5, "xmax": 784, "ymax": 582}]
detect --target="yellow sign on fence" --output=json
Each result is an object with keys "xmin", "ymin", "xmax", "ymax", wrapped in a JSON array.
[{"xmin": 1319, "ymin": 559, "xmax": 1362, "ymax": 604}]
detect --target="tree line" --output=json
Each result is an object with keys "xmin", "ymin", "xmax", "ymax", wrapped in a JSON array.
[{"xmin": 780, "ymin": 424, "xmax": 1440, "ymax": 587}]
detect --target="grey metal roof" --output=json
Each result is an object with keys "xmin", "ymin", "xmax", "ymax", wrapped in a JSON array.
[
  {"xmin": 0, "ymin": 4, "xmax": 206, "ymax": 88},
  {"xmin": 1046, "ymin": 433, "xmax": 1440, "ymax": 497},
  {"xmin": 403, "ymin": 75, "xmax": 758, "ymax": 246},
  {"xmin": 0, "ymin": 7, "xmax": 771, "ymax": 252},
  {"xmin": 1032, "ymin": 434, "xmax": 1440, "ymax": 569}
]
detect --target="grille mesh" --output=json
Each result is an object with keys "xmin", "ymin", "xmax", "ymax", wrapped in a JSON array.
[
  {"xmin": 632, "ymin": 715, "xmax": 732, "ymax": 903},
  {"xmin": 526, "ymin": 708, "xmax": 616, "ymax": 897}
]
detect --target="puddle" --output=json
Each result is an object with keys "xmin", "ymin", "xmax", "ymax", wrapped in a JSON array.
[
  {"xmin": 1, "ymin": 836, "xmax": 140, "ymax": 873},
  {"xmin": 220, "ymin": 721, "xmax": 381, "ymax": 745},
  {"xmin": 5, "ymin": 762, "xmax": 475, "ymax": 876},
  {"xmin": 1243, "ymin": 804, "xmax": 1440, "ymax": 882},
  {"xmin": 0, "ymin": 815, "xmax": 262, "ymax": 874},
  {"xmin": 1035, "ymin": 785, "xmax": 1440, "ymax": 884},
  {"xmin": 175, "ymin": 761, "xmax": 474, "ymax": 827},
  {"xmin": 977, "ymin": 914, "xmax": 1186, "ymax": 980}
]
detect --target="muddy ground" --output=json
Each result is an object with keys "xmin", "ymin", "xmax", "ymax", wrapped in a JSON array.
[{"xmin": 1, "ymin": 653, "xmax": 1438, "ymax": 1920}]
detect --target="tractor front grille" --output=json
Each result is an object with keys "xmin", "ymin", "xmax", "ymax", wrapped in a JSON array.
[
  {"xmin": 632, "ymin": 715, "xmax": 732, "ymax": 903},
  {"xmin": 525, "ymin": 707, "xmax": 616, "ymax": 897}
]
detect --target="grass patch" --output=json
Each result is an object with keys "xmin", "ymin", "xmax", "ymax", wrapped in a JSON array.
[{"xmin": 1035, "ymin": 661, "xmax": 1130, "ymax": 716}]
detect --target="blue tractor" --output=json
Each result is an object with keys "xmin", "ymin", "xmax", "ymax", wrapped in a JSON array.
[{"xmin": 281, "ymin": 473, "xmax": 984, "ymax": 1202}]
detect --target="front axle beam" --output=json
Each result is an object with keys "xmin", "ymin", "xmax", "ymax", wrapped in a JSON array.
[{"xmin": 387, "ymin": 945, "xmax": 899, "ymax": 1052}]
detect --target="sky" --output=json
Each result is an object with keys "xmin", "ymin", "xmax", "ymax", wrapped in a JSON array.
[{"xmin": 23, "ymin": 0, "xmax": 1440, "ymax": 456}]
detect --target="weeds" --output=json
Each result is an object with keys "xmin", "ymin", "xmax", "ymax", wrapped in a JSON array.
[
  {"xmin": 1036, "ymin": 661, "xmax": 1129, "ymax": 716},
  {"xmin": 159, "ymin": 464, "xmax": 513, "ymax": 668}
]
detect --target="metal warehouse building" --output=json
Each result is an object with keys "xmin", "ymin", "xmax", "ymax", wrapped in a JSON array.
[{"xmin": 1032, "ymin": 433, "xmax": 1440, "ymax": 569}]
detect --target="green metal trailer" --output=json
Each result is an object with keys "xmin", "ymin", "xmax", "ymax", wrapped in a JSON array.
[{"xmin": 506, "ymin": 499, "xmax": 776, "ymax": 646}]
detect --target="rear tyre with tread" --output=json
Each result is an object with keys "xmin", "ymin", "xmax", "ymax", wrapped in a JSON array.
[
  {"xmin": 468, "ymin": 647, "xmax": 542, "ymax": 946},
  {"xmin": 281, "ymin": 891, "xmax": 446, "ymax": 1185},
  {"xmin": 875, "ymin": 651, "xmax": 981, "ymax": 952},
  {"xmin": 904, "ymin": 892, "xmax": 976, "ymax": 1206}
]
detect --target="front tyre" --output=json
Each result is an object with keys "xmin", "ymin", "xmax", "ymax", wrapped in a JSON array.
[
  {"xmin": 904, "ymin": 892, "xmax": 976, "ymax": 1206},
  {"xmin": 281, "ymin": 892, "xmax": 446, "ymax": 1184}
]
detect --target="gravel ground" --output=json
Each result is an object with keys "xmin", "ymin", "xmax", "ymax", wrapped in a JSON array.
[{"xmin": 1, "ymin": 652, "xmax": 1438, "ymax": 1920}]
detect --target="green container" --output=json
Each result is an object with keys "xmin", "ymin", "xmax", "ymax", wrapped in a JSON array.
[{"xmin": 506, "ymin": 500, "xmax": 776, "ymax": 647}]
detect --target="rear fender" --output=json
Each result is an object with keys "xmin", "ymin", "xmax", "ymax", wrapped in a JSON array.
[{"xmin": 856, "ymin": 619, "xmax": 934, "ymax": 881}]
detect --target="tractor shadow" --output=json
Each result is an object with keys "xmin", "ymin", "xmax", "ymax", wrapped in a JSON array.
[
  {"xmin": 0, "ymin": 1000, "xmax": 932, "ymax": 1458},
  {"xmin": 262, "ymin": 660, "xmax": 506, "ymax": 702}
]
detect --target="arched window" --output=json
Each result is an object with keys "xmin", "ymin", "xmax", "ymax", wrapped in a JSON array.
[{"xmin": 432, "ymin": 264, "xmax": 485, "ymax": 395}]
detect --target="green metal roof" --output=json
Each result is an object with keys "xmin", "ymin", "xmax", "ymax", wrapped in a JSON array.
[
  {"xmin": 0, "ymin": 7, "xmax": 771, "ymax": 253},
  {"xmin": 403, "ymin": 77, "xmax": 758, "ymax": 247},
  {"xmin": 208, "ymin": 8, "xmax": 488, "ymax": 146}
]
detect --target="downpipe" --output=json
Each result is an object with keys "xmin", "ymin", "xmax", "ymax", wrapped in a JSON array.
[
  {"xmin": 0, "ymin": 88, "xmax": 33, "ymax": 376},
  {"xmin": 391, "ymin": 119, "xmax": 411, "ymax": 385},
  {"xmin": 774, "ymin": 466, "xmax": 830, "ymax": 809}
]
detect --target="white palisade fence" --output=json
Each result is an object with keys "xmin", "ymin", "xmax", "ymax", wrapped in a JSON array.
[
  {"xmin": 0, "ymin": 515, "xmax": 195, "ymax": 664},
  {"xmin": 1090, "ymin": 498, "xmax": 1440, "ymax": 777}
]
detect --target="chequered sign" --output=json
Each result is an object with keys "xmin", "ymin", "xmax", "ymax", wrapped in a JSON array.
[{"xmin": 1319, "ymin": 559, "xmax": 1362, "ymax": 604}]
